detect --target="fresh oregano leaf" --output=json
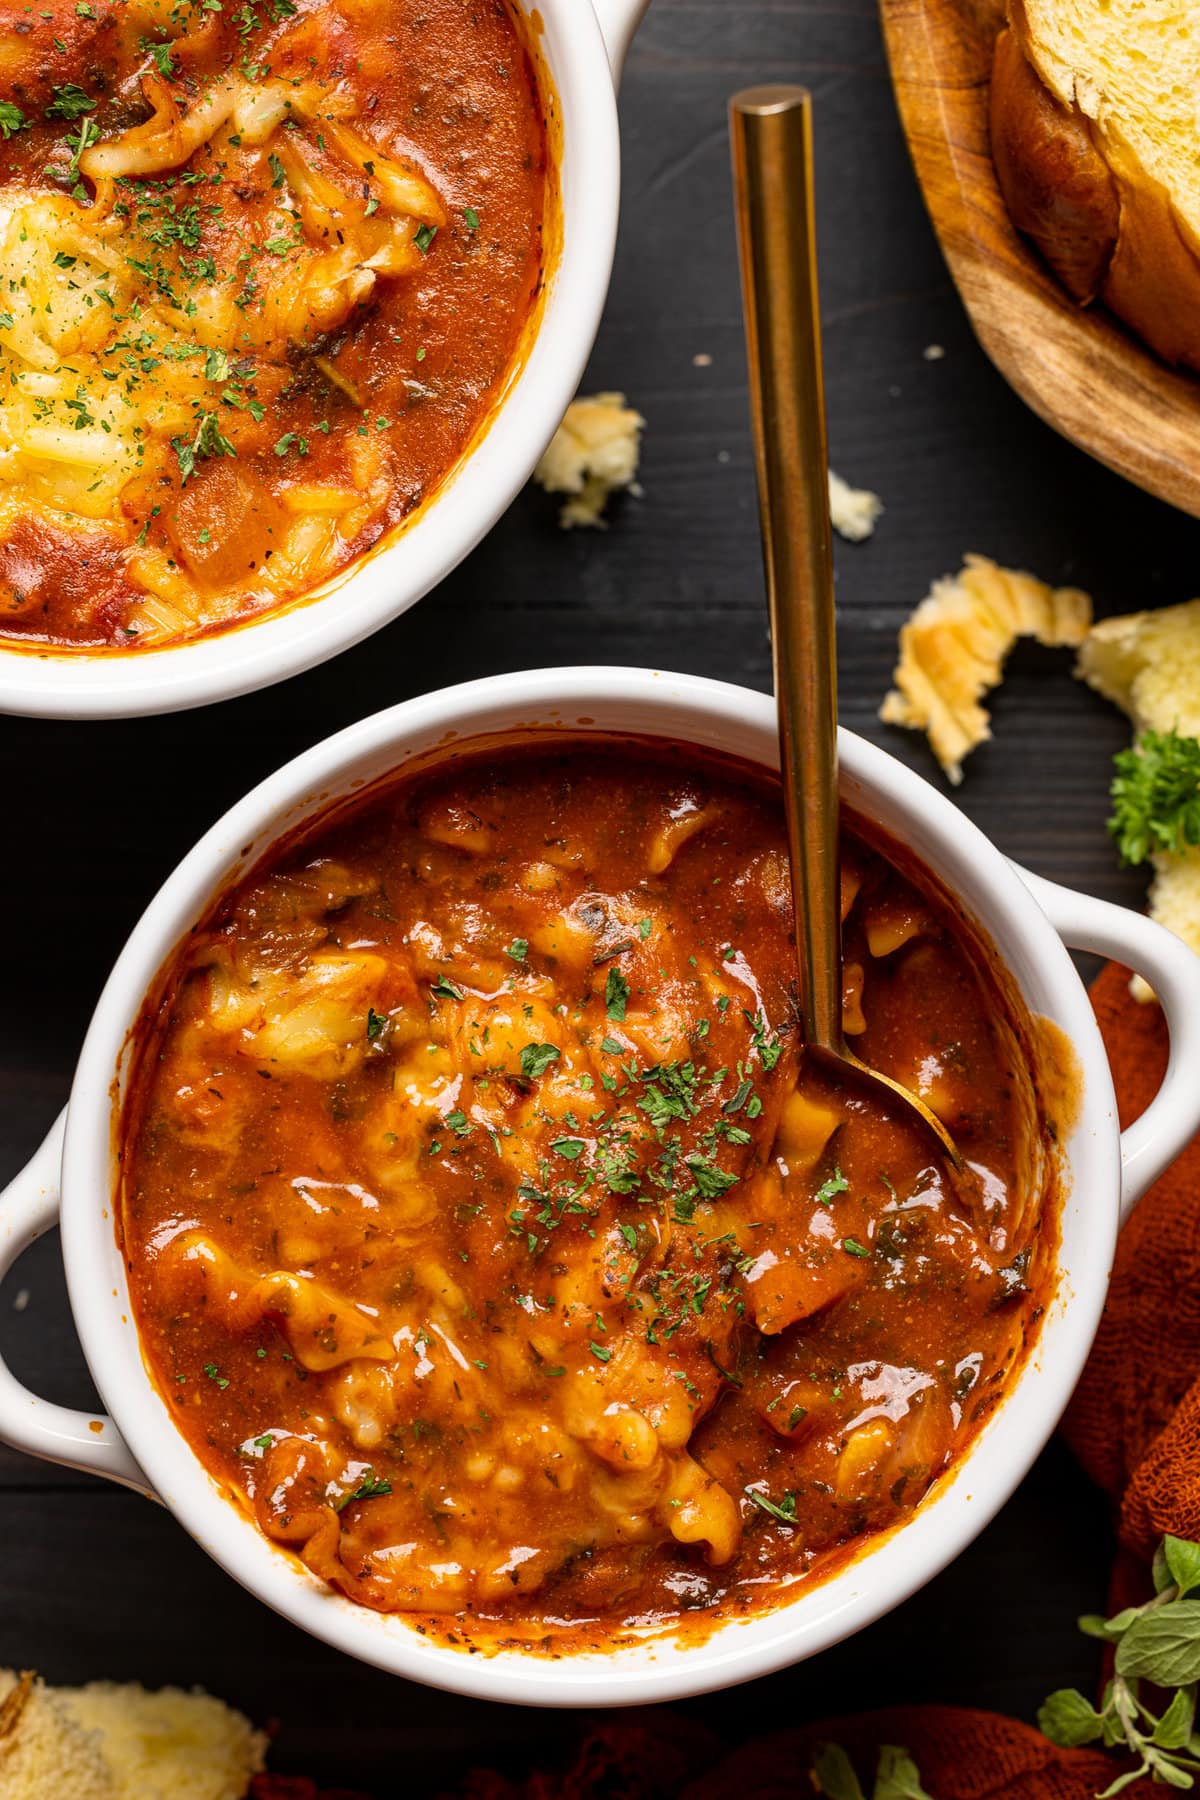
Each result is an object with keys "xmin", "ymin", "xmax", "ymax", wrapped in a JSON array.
[
  {"xmin": 811, "ymin": 1743, "xmax": 867, "ymax": 1800},
  {"xmin": 1154, "ymin": 1687, "xmax": 1198, "ymax": 1751},
  {"xmin": 873, "ymin": 1744, "xmax": 934, "ymax": 1800},
  {"xmin": 1166, "ymin": 1539, "xmax": 1200, "ymax": 1601},
  {"xmin": 1038, "ymin": 1688, "xmax": 1106, "ymax": 1749},
  {"xmin": 1080, "ymin": 1607, "xmax": 1142, "ymax": 1641},
  {"xmin": 1115, "ymin": 1602, "xmax": 1200, "ymax": 1686}
]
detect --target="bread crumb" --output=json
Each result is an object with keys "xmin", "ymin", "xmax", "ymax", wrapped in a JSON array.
[
  {"xmin": 923, "ymin": 344, "xmax": 946, "ymax": 361},
  {"xmin": 692, "ymin": 352, "xmax": 712, "ymax": 367},
  {"xmin": 828, "ymin": 470, "xmax": 883, "ymax": 543},
  {"xmin": 12, "ymin": 1287, "xmax": 28, "ymax": 1311},
  {"xmin": 1078, "ymin": 597, "xmax": 1200, "ymax": 1000},
  {"xmin": 0, "ymin": 1671, "xmax": 266, "ymax": 1800},
  {"xmin": 533, "ymin": 392, "xmax": 644, "ymax": 529},
  {"xmin": 880, "ymin": 554, "xmax": 1092, "ymax": 783}
]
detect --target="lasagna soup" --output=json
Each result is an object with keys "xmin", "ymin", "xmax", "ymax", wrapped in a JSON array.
[
  {"xmin": 120, "ymin": 740, "xmax": 1061, "ymax": 1648},
  {"xmin": 0, "ymin": 0, "xmax": 550, "ymax": 647}
]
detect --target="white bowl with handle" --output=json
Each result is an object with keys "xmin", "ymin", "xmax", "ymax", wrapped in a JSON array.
[
  {"xmin": 2, "ymin": 666, "xmax": 1199, "ymax": 1703},
  {"xmin": 0, "ymin": 2, "xmax": 650, "ymax": 720}
]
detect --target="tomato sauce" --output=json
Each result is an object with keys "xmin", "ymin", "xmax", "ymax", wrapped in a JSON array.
[
  {"xmin": 118, "ymin": 739, "xmax": 1062, "ymax": 1650},
  {"xmin": 0, "ymin": 0, "xmax": 551, "ymax": 648}
]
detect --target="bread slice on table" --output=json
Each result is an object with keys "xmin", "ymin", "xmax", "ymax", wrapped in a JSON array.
[
  {"xmin": 990, "ymin": 0, "xmax": 1200, "ymax": 372},
  {"xmin": 0, "ymin": 1668, "xmax": 266, "ymax": 1800}
]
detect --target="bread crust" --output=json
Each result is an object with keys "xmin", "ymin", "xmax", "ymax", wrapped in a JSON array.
[
  {"xmin": 989, "ymin": 26, "xmax": 1117, "ymax": 303},
  {"xmin": 990, "ymin": 21, "xmax": 1200, "ymax": 373}
]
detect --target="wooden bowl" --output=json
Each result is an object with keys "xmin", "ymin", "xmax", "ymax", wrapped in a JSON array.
[{"xmin": 879, "ymin": 0, "xmax": 1200, "ymax": 518}]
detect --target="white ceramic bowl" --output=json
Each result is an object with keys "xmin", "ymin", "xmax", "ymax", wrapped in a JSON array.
[
  {"xmin": 0, "ymin": 2, "xmax": 649, "ymax": 721},
  {"xmin": 3, "ymin": 667, "xmax": 1200, "ymax": 1705}
]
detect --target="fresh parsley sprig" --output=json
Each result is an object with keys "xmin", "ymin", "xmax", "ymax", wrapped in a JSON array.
[
  {"xmin": 812, "ymin": 1741, "xmax": 932, "ymax": 1800},
  {"xmin": 1040, "ymin": 1533, "xmax": 1200, "ymax": 1793},
  {"xmin": 1109, "ymin": 730, "xmax": 1200, "ymax": 867}
]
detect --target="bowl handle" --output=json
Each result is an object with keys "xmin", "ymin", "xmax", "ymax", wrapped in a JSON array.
[
  {"xmin": 593, "ymin": 0, "xmax": 650, "ymax": 82},
  {"xmin": 0, "ymin": 1111, "xmax": 152, "ymax": 1495},
  {"xmin": 1017, "ymin": 868, "xmax": 1200, "ymax": 1223}
]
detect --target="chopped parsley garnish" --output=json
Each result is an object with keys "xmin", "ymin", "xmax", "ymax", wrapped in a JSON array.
[
  {"xmin": 745, "ymin": 1486, "xmax": 797, "ymax": 1525},
  {"xmin": 550, "ymin": 1136, "xmax": 584, "ymax": 1160},
  {"xmin": 605, "ymin": 966, "xmax": 630, "ymax": 1022},
  {"xmin": 46, "ymin": 83, "xmax": 96, "ymax": 119},
  {"xmin": 334, "ymin": 1470, "xmax": 392, "ymax": 1511},
  {"xmin": 365, "ymin": 1007, "xmax": 387, "ymax": 1042},
  {"xmin": 445, "ymin": 1109, "xmax": 471, "ymax": 1137},
  {"xmin": 203, "ymin": 1361, "xmax": 229, "ymax": 1390},
  {"xmin": 814, "ymin": 1165, "xmax": 849, "ymax": 1206},
  {"xmin": 843, "ymin": 1236, "xmax": 871, "ymax": 1258},
  {"xmin": 589, "ymin": 1341, "xmax": 611, "ymax": 1363},
  {"xmin": 431, "ymin": 975, "xmax": 464, "ymax": 1000},
  {"xmin": 463, "ymin": 205, "xmax": 479, "ymax": 230},
  {"xmin": 171, "ymin": 412, "xmax": 236, "ymax": 484},
  {"xmin": 519, "ymin": 1041, "xmax": 560, "ymax": 1079},
  {"xmin": 140, "ymin": 36, "xmax": 176, "ymax": 75},
  {"xmin": 0, "ymin": 102, "xmax": 28, "ymax": 139},
  {"xmin": 685, "ymin": 1153, "xmax": 738, "ymax": 1199},
  {"xmin": 414, "ymin": 222, "xmax": 437, "ymax": 254},
  {"xmin": 506, "ymin": 937, "xmax": 529, "ymax": 962}
]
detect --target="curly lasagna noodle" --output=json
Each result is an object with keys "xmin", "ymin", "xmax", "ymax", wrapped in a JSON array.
[
  {"xmin": 120, "ymin": 740, "xmax": 1060, "ymax": 1647},
  {"xmin": 0, "ymin": 0, "xmax": 550, "ymax": 647}
]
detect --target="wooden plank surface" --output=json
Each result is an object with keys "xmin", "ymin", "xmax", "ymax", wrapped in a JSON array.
[{"xmin": 1, "ymin": 0, "xmax": 1192, "ymax": 1784}]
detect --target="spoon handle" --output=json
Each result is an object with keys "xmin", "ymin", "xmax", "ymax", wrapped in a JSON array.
[{"xmin": 730, "ymin": 86, "xmax": 842, "ymax": 1054}]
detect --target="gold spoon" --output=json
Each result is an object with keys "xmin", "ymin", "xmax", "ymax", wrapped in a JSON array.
[{"xmin": 729, "ymin": 84, "xmax": 977, "ymax": 1190}]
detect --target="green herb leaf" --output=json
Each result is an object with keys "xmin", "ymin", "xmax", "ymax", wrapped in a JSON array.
[
  {"xmin": 519, "ymin": 1041, "xmax": 560, "ymax": 1079},
  {"xmin": 365, "ymin": 1006, "xmax": 387, "ymax": 1042},
  {"xmin": 445, "ymin": 1109, "xmax": 471, "ymax": 1137},
  {"xmin": 506, "ymin": 937, "xmax": 528, "ymax": 963},
  {"xmin": 1154, "ymin": 1687, "xmax": 1197, "ymax": 1751},
  {"xmin": 1115, "ymin": 1601, "xmax": 1200, "ymax": 1686},
  {"xmin": 815, "ymin": 1165, "xmax": 849, "ymax": 1206},
  {"xmin": 1038, "ymin": 1688, "xmax": 1106, "ymax": 1749},
  {"xmin": 550, "ymin": 1136, "xmax": 584, "ymax": 1160},
  {"xmin": 1110, "ymin": 730, "xmax": 1200, "ymax": 866},
  {"xmin": 843, "ymin": 1236, "xmax": 871, "ymax": 1258},
  {"xmin": 873, "ymin": 1746, "xmax": 935, "ymax": 1800},
  {"xmin": 605, "ymin": 966, "xmax": 630, "ymax": 1022},
  {"xmin": 1166, "ymin": 1536, "xmax": 1200, "ymax": 1601},
  {"xmin": 46, "ymin": 83, "xmax": 96, "ymax": 119},
  {"xmin": 0, "ymin": 101, "xmax": 28, "ymax": 139},
  {"xmin": 589, "ymin": 1341, "xmax": 611, "ymax": 1362},
  {"xmin": 600, "ymin": 1035, "xmax": 623, "ymax": 1055},
  {"xmin": 335, "ymin": 1470, "xmax": 392, "ymax": 1511},
  {"xmin": 140, "ymin": 36, "xmax": 176, "ymax": 74},
  {"xmin": 744, "ymin": 1485, "xmax": 797, "ymax": 1526},
  {"xmin": 463, "ymin": 205, "xmax": 479, "ymax": 229},
  {"xmin": 685, "ymin": 1153, "xmax": 737, "ymax": 1199},
  {"xmin": 811, "ymin": 1744, "xmax": 866, "ymax": 1800},
  {"xmin": 431, "ymin": 976, "xmax": 464, "ymax": 1000},
  {"xmin": 414, "ymin": 222, "xmax": 437, "ymax": 253}
]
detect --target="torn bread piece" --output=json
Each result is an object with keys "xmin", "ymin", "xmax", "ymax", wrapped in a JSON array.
[
  {"xmin": 534, "ymin": 392, "xmax": 645, "ymax": 528},
  {"xmin": 0, "ymin": 1671, "xmax": 115, "ymax": 1800},
  {"xmin": 1078, "ymin": 597, "xmax": 1200, "ymax": 1000},
  {"xmin": 0, "ymin": 1670, "xmax": 266, "ymax": 1800},
  {"xmin": 880, "ymin": 554, "xmax": 1092, "ymax": 783},
  {"xmin": 828, "ymin": 470, "xmax": 883, "ymax": 542}
]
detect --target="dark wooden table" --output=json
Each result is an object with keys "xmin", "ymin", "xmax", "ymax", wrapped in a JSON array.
[{"xmin": 3, "ymin": 0, "xmax": 1195, "ymax": 1787}]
